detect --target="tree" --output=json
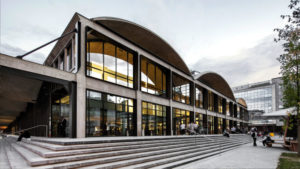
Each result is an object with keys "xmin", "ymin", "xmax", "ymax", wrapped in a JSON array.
[{"xmin": 275, "ymin": 0, "xmax": 300, "ymax": 155}]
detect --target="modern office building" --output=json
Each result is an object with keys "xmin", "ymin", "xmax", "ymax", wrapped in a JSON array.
[
  {"xmin": 0, "ymin": 13, "xmax": 248, "ymax": 138},
  {"xmin": 232, "ymin": 77, "xmax": 283, "ymax": 114}
]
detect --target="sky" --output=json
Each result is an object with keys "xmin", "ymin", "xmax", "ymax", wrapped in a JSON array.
[{"xmin": 0, "ymin": 0, "xmax": 291, "ymax": 87}]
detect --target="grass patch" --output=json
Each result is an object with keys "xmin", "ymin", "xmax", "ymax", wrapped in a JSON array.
[
  {"xmin": 277, "ymin": 153, "xmax": 300, "ymax": 169},
  {"xmin": 281, "ymin": 152, "xmax": 299, "ymax": 158}
]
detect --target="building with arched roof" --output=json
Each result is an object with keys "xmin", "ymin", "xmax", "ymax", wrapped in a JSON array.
[{"xmin": 1, "ymin": 13, "xmax": 248, "ymax": 138}]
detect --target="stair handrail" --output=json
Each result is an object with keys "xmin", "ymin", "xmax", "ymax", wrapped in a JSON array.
[{"xmin": 6, "ymin": 125, "xmax": 48, "ymax": 137}]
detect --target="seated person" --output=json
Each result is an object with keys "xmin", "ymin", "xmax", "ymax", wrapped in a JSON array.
[
  {"xmin": 17, "ymin": 131, "xmax": 31, "ymax": 141},
  {"xmin": 223, "ymin": 129, "xmax": 230, "ymax": 137},
  {"xmin": 262, "ymin": 135, "xmax": 274, "ymax": 146}
]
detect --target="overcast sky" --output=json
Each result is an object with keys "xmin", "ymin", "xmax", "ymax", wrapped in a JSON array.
[{"xmin": 0, "ymin": 0, "xmax": 290, "ymax": 87}]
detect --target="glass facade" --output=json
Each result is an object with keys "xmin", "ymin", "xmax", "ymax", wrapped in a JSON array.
[
  {"xmin": 86, "ymin": 29, "xmax": 134, "ymax": 88},
  {"xmin": 51, "ymin": 89, "xmax": 70, "ymax": 137},
  {"xmin": 141, "ymin": 57, "xmax": 167, "ymax": 97},
  {"xmin": 234, "ymin": 86, "xmax": 272, "ymax": 113},
  {"xmin": 195, "ymin": 86, "xmax": 203, "ymax": 108},
  {"xmin": 217, "ymin": 117, "xmax": 223, "ymax": 134},
  {"xmin": 172, "ymin": 108, "xmax": 190, "ymax": 135},
  {"xmin": 142, "ymin": 102, "xmax": 167, "ymax": 136},
  {"xmin": 207, "ymin": 115, "xmax": 214, "ymax": 134},
  {"xmin": 86, "ymin": 90, "xmax": 135, "ymax": 136},
  {"xmin": 195, "ymin": 112, "xmax": 204, "ymax": 134},
  {"xmin": 226, "ymin": 102, "xmax": 230, "ymax": 116},
  {"xmin": 172, "ymin": 73, "xmax": 190, "ymax": 104},
  {"xmin": 218, "ymin": 97, "xmax": 223, "ymax": 113},
  {"xmin": 208, "ymin": 91, "xmax": 214, "ymax": 111}
]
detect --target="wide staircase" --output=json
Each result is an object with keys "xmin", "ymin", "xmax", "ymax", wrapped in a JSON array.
[{"xmin": 0, "ymin": 134, "xmax": 251, "ymax": 169}]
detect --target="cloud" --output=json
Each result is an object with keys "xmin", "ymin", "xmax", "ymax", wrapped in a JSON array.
[
  {"xmin": 0, "ymin": 43, "xmax": 46, "ymax": 64},
  {"xmin": 189, "ymin": 34, "xmax": 283, "ymax": 87}
]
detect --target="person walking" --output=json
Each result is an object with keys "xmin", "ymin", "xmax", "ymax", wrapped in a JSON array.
[
  {"xmin": 251, "ymin": 128, "xmax": 257, "ymax": 146},
  {"xmin": 180, "ymin": 123, "xmax": 186, "ymax": 135}
]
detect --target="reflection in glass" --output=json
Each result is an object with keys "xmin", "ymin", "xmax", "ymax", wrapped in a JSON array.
[
  {"xmin": 172, "ymin": 108, "xmax": 190, "ymax": 135},
  {"xmin": 86, "ymin": 28, "xmax": 134, "ymax": 88},
  {"xmin": 172, "ymin": 73, "xmax": 190, "ymax": 104},
  {"xmin": 51, "ymin": 89, "xmax": 70, "ymax": 137},
  {"xmin": 195, "ymin": 86, "xmax": 203, "ymax": 108},
  {"xmin": 208, "ymin": 91, "xmax": 214, "ymax": 111},
  {"xmin": 86, "ymin": 90, "xmax": 135, "ymax": 136},
  {"xmin": 141, "ymin": 57, "xmax": 167, "ymax": 97},
  {"xmin": 142, "ymin": 102, "xmax": 167, "ymax": 136},
  {"xmin": 207, "ymin": 115, "xmax": 214, "ymax": 134}
]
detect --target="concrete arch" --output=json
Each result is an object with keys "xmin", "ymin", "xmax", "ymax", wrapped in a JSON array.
[
  {"xmin": 92, "ymin": 17, "xmax": 191, "ymax": 76},
  {"xmin": 195, "ymin": 71, "xmax": 235, "ymax": 100}
]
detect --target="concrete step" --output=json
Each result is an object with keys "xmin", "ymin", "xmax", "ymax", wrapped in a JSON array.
[
  {"xmin": 149, "ymin": 145, "xmax": 240, "ymax": 169},
  {"xmin": 0, "ymin": 138, "xmax": 12, "ymax": 169},
  {"xmin": 12, "ymin": 138, "xmax": 224, "ymax": 166},
  {"xmin": 80, "ymin": 142, "xmax": 243, "ymax": 169},
  {"xmin": 48, "ymin": 142, "xmax": 242, "ymax": 169},
  {"xmin": 17, "ymin": 138, "xmax": 212, "ymax": 158},
  {"xmin": 19, "ymin": 138, "xmax": 207, "ymax": 154},
  {"xmin": 21, "ymin": 136, "xmax": 208, "ymax": 151},
  {"xmin": 30, "ymin": 135, "xmax": 209, "ymax": 145},
  {"xmin": 7, "ymin": 135, "xmax": 251, "ymax": 168}
]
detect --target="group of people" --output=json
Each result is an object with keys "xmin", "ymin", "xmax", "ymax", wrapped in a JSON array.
[
  {"xmin": 180, "ymin": 122, "xmax": 201, "ymax": 135},
  {"xmin": 250, "ymin": 127, "xmax": 274, "ymax": 147}
]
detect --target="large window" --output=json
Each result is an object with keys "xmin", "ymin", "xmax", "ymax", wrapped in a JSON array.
[
  {"xmin": 141, "ymin": 57, "xmax": 167, "ymax": 97},
  {"xmin": 218, "ymin": 97, "xmax": 223, "ymax": 113},
  {"xmin": 172, "ymin": 108, "xmax": 190, "ymax": 135},
  {"xmin": 86, "ymin": 90, "xmax": 135, "ymax": 137},
  {"xmin": 218, "ymin": 118, "xmax": 223, "ymax": 134},
  {"xmin": 142, "ymin": 102, "xmax": 167, "ymax": 136},
  {"xmin": 86, "ymin": 28, "xmax": 134, "ymax": 88},
  {"xmin": 207, "ymin": 115, "xmax": 214, "ymax": 134},
  {"xmin": 234, "ymin": 86, "xmax": 272, "ymax": 113},
  {"xmin": 195, "ymin": 86, "xmax": 203, "ymax": 108},
  {"xmin": 195, "ymin": 112, "xmax": 204, "ymax": 133},
  {"xmin": 51, "ymin": 89, "xmax": 69, "ymax": 137},
  {"xmin": 59, "ymin": 53, "xmax": 64, "ymax": 70},
  {"xmin": 67, "ymin": 44, "xmax": 73, "ymax": 71},
  {"xmin": 226, "ymin": 102, "xmax": 230, "ymax": 116},
  {"xmin": 172, "ymin": 73, "xmax": 190, "ymax": 104},
  {"xmin": 208, "ymin": 91, "xmax": 214, "ymax": 111}
]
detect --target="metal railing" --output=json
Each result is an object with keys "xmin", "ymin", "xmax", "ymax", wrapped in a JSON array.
[{"xmin": 6, "ymin": 125, "xmax": 48, "ymax": 137}]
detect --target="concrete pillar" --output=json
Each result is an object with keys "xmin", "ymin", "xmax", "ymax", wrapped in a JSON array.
[
  {"xmin": 135, "ymin": 54, "xmax": 142, "ymax": 136},
  {"xmin": 136, "ymin": 92, "xmax": 142, "ymax": 136},
  {"xmin": 76, "ymin": 23, "xmax": 86, "ymax": 138},
  {"xmin": 168, "ymin": 70, "xmax": 173, "ymax": 135}
]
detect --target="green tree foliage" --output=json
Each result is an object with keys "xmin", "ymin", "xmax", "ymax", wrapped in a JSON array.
[{"xmin": 275, "ymin": 0, "xmax": 300, "ymax": 155}]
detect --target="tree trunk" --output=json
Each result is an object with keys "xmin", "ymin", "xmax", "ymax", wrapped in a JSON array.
[{"xmin": 298, "ymin": 118, "xmax": 300, "ymax": 156}]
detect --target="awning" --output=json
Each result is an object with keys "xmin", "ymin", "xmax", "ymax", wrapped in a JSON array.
[{"xmin": 261, "ymin": 107, "xmax": 296, "ymax": 117}]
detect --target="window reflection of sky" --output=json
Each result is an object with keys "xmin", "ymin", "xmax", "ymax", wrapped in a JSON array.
[{"xmin": 234, "ymin": 86, "xmax": 272, "ymax": 113}]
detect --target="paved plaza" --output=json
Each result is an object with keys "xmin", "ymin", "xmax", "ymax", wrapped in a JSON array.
[{"xmin": 177, "ymin": 142, "xmax": 289, "ymax": 169}]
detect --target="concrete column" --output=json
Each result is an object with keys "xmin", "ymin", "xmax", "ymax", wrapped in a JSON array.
[
  {"xmin": 136, "ymin": 92, "xmax": 142, "ymax": 136},
  {"xmin": 169, "ymin": 70, "xmax": 173, "ymax": 135},
  {"xmin": 76, "ymin": 23, "xmax": 86, "ymax": 138},
  {"xmin": 191, "ymin": 82, "xmax": 196, "ymax": 123},
  {"xmin": 135, "ymin": 54, "xmax": 142, "ymax": 136}
]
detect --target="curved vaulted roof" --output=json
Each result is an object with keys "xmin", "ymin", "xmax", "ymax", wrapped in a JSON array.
[
  {"xmin": 195, "ymin": 71, "xmax": 235, "ymax": 101},
  {"xmin": 92, "ymin": 17, "xmax": 191, "ymax": 76},
  {"xmin": 237, "ymin": 98, "xmax": 247, "ymax": 108}
]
